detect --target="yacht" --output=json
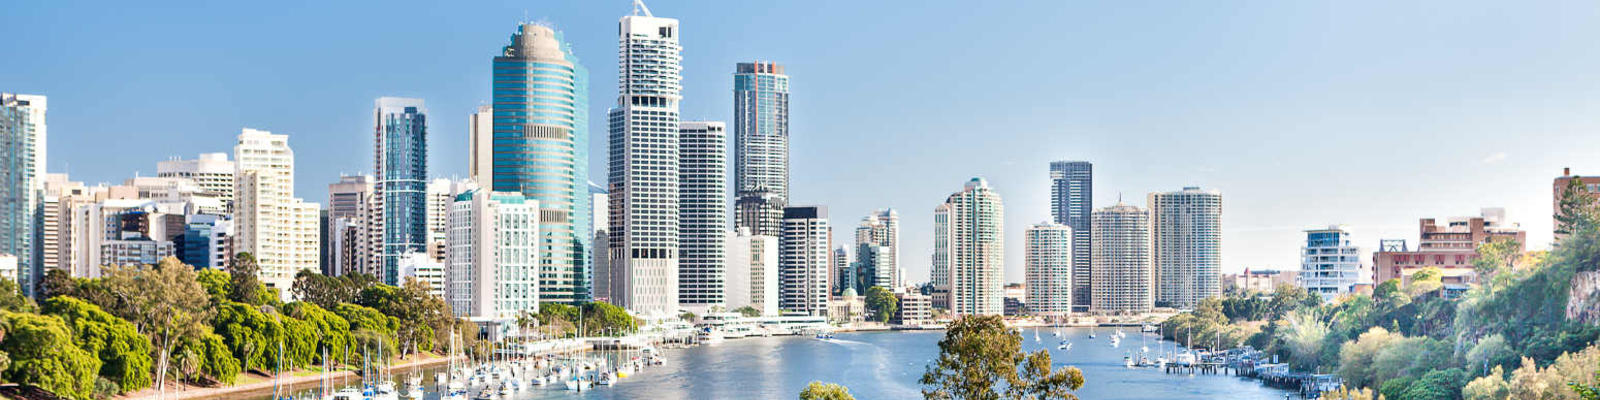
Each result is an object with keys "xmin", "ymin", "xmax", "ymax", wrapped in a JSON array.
[{"xmin": 326, "ymin": 387, "xmax": 366, "ymax": 400}]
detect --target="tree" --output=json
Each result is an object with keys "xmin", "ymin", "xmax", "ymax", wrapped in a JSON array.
[
  {"xmin": 1556, "ymin": 176, "xmax": 1599, "ymax": 236},
  {"xmin": 1404, "ymin": 267, "xmax": 1444, "ymax": 298},
  {"xmin": 0, "ymin": 278, "xmax": 35, "ymax": 314},
  {"xmin": 228, "ymin": 252, "xmax": 267, "ymax": 305},
  {"xmin": 1275, "ymin": 309, "xmax": 1330, "ymax": 371},
  {"xmin": 1472, "ymin": 238, "xmax": 1523, "ymax": 284},
  {"xmin": 1338, "ymin": 326, "xmax": 1401, "ymax": 389},
  {"xmin": 735, "ymin": 306, "xmax": 761, "ymax": 318},
  {"xmin": 920, "ymin": 315, "xmax": 1084, "ymax": 400},
  {"xmin": 101, "ymin": 259, "xmax": 214, "ymax": 395},
  {"xmin": 1574, "ymin": 363, "xmax": 1600, "ymax": 400},
  {"xmin": 800, "ymin": 381, "xmax": 855, "ymax": 400},
  {"xmin": 292, "ymin": 270, "xmax": 375, "ymax": 310},
  {"xmin": 38, "ymin": 268, "xmax": 76, "ymax": 301},
  {"xmin": 865, "ymin": 286, "xmax": 899, "ymax": 324},
  {"xmin": 0, "ymin": 311, "xmax": 100, "ymax": 400},
  {"xmin": 196, "ymin": 269, "xmax": 231, "ymax": 304},
  {"xmin": 42, "ymin": 296, "xmax": 153, "ymax": 393},
  {"xmin": 1398, "ymin": 368, "xmax": 1468, "ymax": 400},
  {"xmin": 284, "ymin": 302, "xmax": 351, "ymax": 366},
  {"xmin": 581, "ymin": 302, "xmax": 638, "ymax": 336}
]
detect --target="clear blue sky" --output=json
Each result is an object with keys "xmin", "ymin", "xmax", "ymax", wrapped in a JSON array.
[{"xmin": 5, "ymin": 0, "xmax": 1600, "ymax": 284}]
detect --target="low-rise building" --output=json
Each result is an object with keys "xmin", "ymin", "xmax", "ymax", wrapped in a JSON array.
[
  {"xmin": 892, "ymin": 292, "xmax": 933, "ymax": 326},
  {"xmin": 1223, "ymin": 268, "xmax": 1296, "ymax": 294},
  {"xmin": 1371, "ymin": 208, "xmax": 1525, "ymax": 285}
]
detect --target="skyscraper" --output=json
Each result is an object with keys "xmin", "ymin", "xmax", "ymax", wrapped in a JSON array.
[
  {"xmin": 854, "ymin": 209, "xmax": 899, "ymax": 290},
  {"xmin": 468, "ymin": 105, "xmax": 493, "ymax": 190},
  {"xmin": 780, "ymin": 206, "xmax": 830, "ymax": 316},
  {"xmin": 374, "ymin": 97, "xmax": 428, "ymax": 285},
  {"xmin": 934, "ymin": 178, "xmax": 1005, "ymax": 316},
  {"xmin": 1149, "ymin": 187, "xmax": 1222, "ymax": 310},
  {"xmin": 157, "ymin": 153, "xmax": 235, "ymax": 208},
  {"xmin": 678, "ymin": 121, "xmax": 728, "ymax": 310},
  {"xmin": 325, "ymin": 175, "xmax": 374, "ymax": 277},
  {"xmin": 445, "ymin": 189, "xmax": 541, "ymax": 319},
  {"xmin": 1299, "ymin": 226, "xmax": 1362, "ymax": 301},
  {"xmin": 735, "ymin": 190, "xmax": 785, "ymax": 237},
  {"xmin": 1024, "ymin": 222, "xmax": 1073, "ymax": 316},
  {"xmin": 1049, "ymin": 161, "xmax": 1093, "ymax": 312},
  {"xmin": 493, "ymin": 22, "xmax": 591, "ymax": 303},
  {"xmin": 0, "ymin": 93, "xmax": 43, "ymax": 296},
  {"xmin": 733, "ymin": 62, "xmax": 790, "ymax": 201},
  {"xmin": 609, "ymin": 1, "xmax": 682, "ymax": 315},
  {"xmin": 233, "ymin": 128, "xmax": 320, "ymax": 299},
  {"xmin": 1090, "ymin": 202, "xmax": 1152, "ymax": 314}
]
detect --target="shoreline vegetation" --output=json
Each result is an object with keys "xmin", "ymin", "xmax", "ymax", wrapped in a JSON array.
[{"xmin": 119, "ymin": 354, "xmax": 459, "ymax": 400}]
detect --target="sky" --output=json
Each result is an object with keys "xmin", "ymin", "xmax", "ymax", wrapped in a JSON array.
[{"xmin": 5, "ymin": 0, "xmax": 1600, "ymax": 285}]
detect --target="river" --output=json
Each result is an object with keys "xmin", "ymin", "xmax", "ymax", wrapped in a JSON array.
[{"xmin": 252, "ymin": 328, "xmax": 1291, "ymax": 399}]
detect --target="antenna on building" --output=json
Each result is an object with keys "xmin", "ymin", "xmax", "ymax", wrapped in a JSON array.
[{"xmin": 632, "ymin": 0, "xmax": 653, "ymax": 17}]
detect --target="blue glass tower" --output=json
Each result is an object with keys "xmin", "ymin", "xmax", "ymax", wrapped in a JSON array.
[
  {"xmin": 492, "ymin": 23, "xmax": 589, "ymax": 303},
  {"xmin": 376, "ymin": 97, "xmax": 428, "ymax": 285}
]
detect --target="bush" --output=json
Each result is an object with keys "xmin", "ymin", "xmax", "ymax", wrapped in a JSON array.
[
  {"xmin": 0, "ymin": 311, "xmax": 100, "ymax": 400},
  {"xmin": 41, "ymin": 296, "xmax": 153, "ymax": 392}
]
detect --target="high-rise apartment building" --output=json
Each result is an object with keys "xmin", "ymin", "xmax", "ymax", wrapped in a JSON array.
[
  {"xmin": 1049, "ymin": 161, "xmax": 1093, "ymax": 312},
  {"xmin": 1299, "ymin": 225, "xmax": 1362, "ymax": 301},
  {"xmin": 0, "ymin": 93, "xmax": 44, "ymax": 295},
  {"xmin": 726, "ymin": 227, "xmax": 779, "ymax": 316},
  {"xmin": 933, "ymin": 178, "xmax": 1005, "ymax": 316},
  {"xmin": 445, "ymin": 189, "xmax": 541, "ymax": 319},
  {"xmin": 780, "ymin": 206, "xmax": 831, "ymax": 316},
  {"xmin": 589, "ymin": 182, "xmax": 611, "ymax": 302},
  {"xmin": 1090, "ymin": 203, "xmax": 1152, "ymax": 314},
  {"xmin": 233, "ymin": 128, "xmax": 321, "ymax": 299},
  {"xmin": 733, "ymin": 62, "xmax": 790, "ymax": 201},
  {"xmin": 833, "ymin": 247, "xmax": 853, "ymax": 295},
  {"xmin": 325, "ymin": 174, "xmax": 374, "ymax": 277},
  {"xmin": 1024, "ymin": 222, "xmax": 1073, "ymax": 316},
  {"xmin": 468, "ymin": 105, "xmax": 493, "ymax": 190},
  {"xmin": 374, "ymin": 97, "xmax": 428, "ymax": 285},
  {"xmin": 494, "ymin": 22, "xmax": 591, "ymax": 304},
  {"xmin": 735, "ymin": 190, "xmax": 785, "ymax": 237},
  {"xmin": 854, "ymin": 209, "xmax": 899, "ymax": 290},
  {"xmin": 608, "ymin": 2, "xmax": 682, "ymax": 315},
  {"xmin": 157, "ymin": 153, "xmax": 235, "ymax": 208},
  {"xmin": 1149, "ymin": 187, "xmax": 1222, "ymax": 310},
  {"xmin": 678, "ymin": 121, "xmax": 727, "ymax": 310}
]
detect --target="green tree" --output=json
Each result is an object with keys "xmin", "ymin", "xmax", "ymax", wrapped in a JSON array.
[
  {"xmin": 0, "ymin": 311, "xmax": 100, "ymax": 400},
  {"xmin": 196, "ymin": 269, "xmax": 231, "ymax": 304},
  {"xmin": 1472, "ymin": 238, "xmax": 1523, "ymax": 285},
  {"xmin": 283, "ymin": 302, "xmax": 351, "ymax": 366},
  {"xmin": 865, "ymin": 286, "xmax": 899, "ymax": 324},
  {"xmin": 292, "ymin": 270, "xmax": 376, "ymax": 310},
  {"xmin": 1338, "ymin": 326, "xmax": 1401, "ymax": 389},
  {"xmin": 357, "ymin": 280, "xmax": 439, "ymax": 356},
  {"xmin": 42, "ymin": 296, "xmax": 153, "ymax": 393},
  {"xmin": 1404, "ymin": 267, "xmax": 1444, "ymax": 298},
  {"xmin": 0, "ymin": 277, "xmax": 35, "ymax": 313},
  {"xmin": 581, "ymin": 301, "xmax": 638, "ymax": 336},
  {"xmin": 920, "ymin": 315, "xmax": 1084, "ymax": 400},
  {"xmin": 1464, "ymin": 334, "xmax": 1513, "ymax": 373},
  {"xmin": 38, "ymin": 268, "xmax": 76, "ymax": 301},
  {"xmin": 228, "ymin": 252, "xmax": 268, "ymax": 305},
  {"xmin": 1574, "ymin": 363, "xmax": 1600, "ymax": 400},
  {"xmin": 98, "ymin": 259, "xmax": 214, "ymax": 395},
  {"xmin": 1275, "ymin": 309, "xmax": 1330, "ymax": 371},
  {"xmin": 1397, "ymin": 368, "xmax": 1468, "ymax": 400},
  {"xmin": 184, "ymin": 329, "xmax": 240, "ymax": 385},
  {"xmin": 800, "ymin": 381, "xmax": 855, "ymax": 400},
  {"xmin": 735, "ymin": 306, "xmax": 760, "ymax": 318},
  {"xmin": 1556, "ymin": 176, "xmax": 1599, "ymax": 236}
]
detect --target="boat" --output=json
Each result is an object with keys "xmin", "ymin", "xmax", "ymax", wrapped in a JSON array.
[
  {"xmin": 698, "ymin": 328, "xmax": 725, "ymax": 345},
  {"xmin": 1033, "ymin": 327, "xmax": 1040, "ymax": 343},
  {"xmin": 1123, "ymin": 353, "xmax": 1135, "ymax": 368},
  {"xmin": 599, "ymin": 372, "xmax": 617, "ymax": 386},
  {"xmin": 564, "ymin": 377, "xmax": 593, "ymax": 391},
  {"xmin": 326, "ymin": 387, "xmax": 366, "ymax": 400},
  {"xmin": 1088, "ymin": 326, "xmax": 1096, "ymax": 339},
  {"xmin": 1142, "ymin": 324, "xmax": 1159, "ymax": 333},
  {"xmin": 1057, "ymin": 341, "xmax": 1072, "ymax": 351},
  {"xmin": 1110, "ymin": 335, "xmax": 1121, "ymax": 348},
  {"xmin": 1052, "ymin": 325, "xmax": 1061, "ymax": 338},
  {"xmin": 372, "ymin": 381, "xmax": 400, "ymax": 400}
]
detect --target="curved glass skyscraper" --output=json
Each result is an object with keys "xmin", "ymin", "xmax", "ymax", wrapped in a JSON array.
[{"xmin": 491, "ymin": 22, "xmax": 590, "ymax": 303}]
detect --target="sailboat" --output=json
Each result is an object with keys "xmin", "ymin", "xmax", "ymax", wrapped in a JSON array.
[
  {"xmin": 1033, "ymin": 327, "xmax": 1040, "ymax": 343},
  {"xmin": 1088, "ymin": 326, "xmax": 1097, "ymax": 339}
]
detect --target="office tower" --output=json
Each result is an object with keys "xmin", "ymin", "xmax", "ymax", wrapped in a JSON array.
[
  {"xmin": 854, "ymin": 209, "xmax": 899, "ymax": 290},
  {"xmin": 233, "ymin": 128, "xmax": 321, "ymax": 299},
  {"xmin": 833, "ymin": 247, "xmax": 853, "ymax": 295},
  {"xmin": 445, "ymin": 189, "xmax": 541, "ymax": 319},
  {"xmin": 495, "ymin": 22, "xmax": 591, "ymax": 304},
  {"xmin": 468, "ymin": 105, "xmax": 493, "ymax": 190},
  {"xmin": 735, "ymin": 190, "xmax": 785, "ymax": 237},
  {"xmin": 780, "ymin": 206, "xmax": 830, "ymax": 316},
  {"xmin": 726, "ymin": 227, "xmax": 779, "ymax": 316},
  {"xmin": 157, "ymin": 153, "xmax": 235, "ymax": 209},
  {"xmin": 1148, "ymin": 187, "xmax": 1222, "ymax": 310},
  {"xmin": 609, "ymin": 2, "xmax": 682, "ymax": 315},
  {"xmin": 1372, "ymin": 208, "xmax": 1526, "ymax": 285},
  {"xmin": 326, "ymin": 175, "xmax": 375, "ymax": 277},
  {"xmin": 678, "ymin": 121, "xmax": 728, "ymax": 310},
  {"xmin": 424, "ymin": 178, "xmax": 456, "ymax": 264},
  {"xmin": 0, "ymin": 93, "xmax": 43, "ymax": 295},
  {"xmin": 1025, "ymin": 222, "xmax": 1073, "ymax": 316},
  {"xmin": 1048, "ymin": 161, "xmax": 1092, "ymax": 312},
  {"xmin": 373, "ymin": 97, "xmax": 428, "ymax": 285},
  {"xmin": 1091, "ymin": 202, "xmax": 1152, "ymax": 314},
  {"xmin": 933, "ymin": 178, "xmax": 1005, "ymax": 316},
  {"xmin": 179, "ymin": 214, "xmax": 232, "ymax": 270},
  {"xmin": 1300, "ymin": 226, "xmax": 1362, "ymax": 300},
  {"xmin": 589, "ymin": 182, "xmax": 611, "ymax": 302},
  {"xmin": 733, "ymin": 61, "xmax": 790, "ymax": 202}
]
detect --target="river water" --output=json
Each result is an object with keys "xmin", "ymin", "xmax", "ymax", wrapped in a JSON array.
[{"xmin": 254, "ymin": 328, "xmax": 1290, "ymax": 399}]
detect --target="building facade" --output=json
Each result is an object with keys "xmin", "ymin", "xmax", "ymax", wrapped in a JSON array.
[
  {"xmin": 1149, "ymin": 187, "xmax": 1222, "ymax": 310},
  {"xmin": 608, "ymin": 4, "xmax": 682, "ymax": 315},
  {"xmin": 157, "ymin": 153, "xmax": 235, "ymax": 209},
  {"xmin": 1024, "ymin": 222, "xmax": 1073, "ymax": 316},
  {"xmin": 325, "ymin": 174, "xmax": 375, "ymax": 277},
  {"xmin": 677, "ymin": 121, "xmax": 728, "ymax": 311},
  {"xmin": 733, "ymin": 61, "xmax": 790, "ymax": 204},
  {"xmin": 1371, "ymin": 208, "xmax": 1525, "ymax": 285},
  {"xmin": 1223, "ymin": 268, "xmax": 1296, "ymax": 294},
  {"xmin": 1090, "ymin": 203, "xmax": 1152, "ymax": 314},
  {"xmin": 1049, "ymin": 161, "xmax": 1093, "ymax": 312},
  {"xmin": 726, "ymin": 227, "xmax": 779, "ymax": 316},
  {"xmin": 233, "ymin": 128, "xmax": 321, "ymax": 298},
  {"xmin": 445, "ymin": 189, "xmax": 541, "ymax": 319},
  {"xmin": 780, "ymin": 206, "xmax": 831, "ymax": 316},
  {"xmin": 1299, "ymin": 226, "xmax": 1363, "ymax": 300},
  {"xmin": 934, "ymin": 178, "xmax": 1005, "ymax": 316},
  {"xmin": 0, "ymin": 93, "xmax": 44, "ymax": 294},
  {"xmin": 735, "ymin": 190, "xmax": 785, "ymax": 237},
  {"xmin": 374, "ymin": 97, "xmax": 428, "ymax": 285},
  {"xmin": 854, "ymin": 209, "xmax": 899, "ymax": 291},
  {"xmin": 494, "ymin": 22, "xmax": 591, "ymax": 304}
]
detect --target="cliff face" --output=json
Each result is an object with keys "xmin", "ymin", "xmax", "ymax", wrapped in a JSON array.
[{"xmin": 1568, "ymin": 270, "xmax": 1600, "ymax": 324}]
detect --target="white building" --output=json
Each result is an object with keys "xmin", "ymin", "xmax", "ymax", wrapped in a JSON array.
[
  {"xmin": 398, "ymin": 251, "xmax": 446, "ymax": 299},
  {"xmin": 1300, "ymin": 226, "xmax": 1362, "ymax": 300},
  {"xmin": 0, "ymin": 254, "xmax": 16, "ymax": 284},
  {"xmin": 233, "ymin": 128, "xmax": 321, "ymax": 299},
  {"xmin": 446, "ymin": 189, "xmax": 540, "ymax": 319},
  {"xmin": 1091, "ymin": 202, "xmax": 1153, "ymax": 314},
  {"xmin": 678, "ymin": 121, "xmax": 727, "ymax": 312},
  {"xmin": 780, "ymin": 206, "xmax": 831, "ymax": 317},
  {"xmin": 933, "ymin": 178, "xmax": 1005, "ymax": 316},
  {"xmin": 726, "ymin": 227, "xmax": 779, "ymax": 316},
  {"xmin": 1149, "ymin": 187, "xmax": 1222, "ymax": 310},
  {"xmin": 854, "ymin": 209, "xmax": 899, "ymax": 290},
  {"xmin": 608, "ymin": 1, "xmax": 683, "ymax": 316},
  {"xmin": 157, "ymin": 153, "xmax": 235, "ymax": 207},
  {"xmin": 1024, "ymin": 222, "xmax": 1073, "ymax": 316},
  {"xmin": 468, "ymin": 105, "xmax": 494, "ymax": 191}
]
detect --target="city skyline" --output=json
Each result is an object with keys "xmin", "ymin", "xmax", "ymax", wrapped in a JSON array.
[{"xmin": 6, "ymin": 1, "xmax": 1599, "ymax": 285}]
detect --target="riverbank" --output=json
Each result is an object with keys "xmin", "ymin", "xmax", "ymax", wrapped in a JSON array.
[{"xmin": 118, "ymin": 353, "xmax": 459, "ymax": 400}]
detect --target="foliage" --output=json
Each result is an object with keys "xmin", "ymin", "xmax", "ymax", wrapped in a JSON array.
[
  {"xmin": 1339, "ymin": 327, "xmax": 1402, "ymax": 389},
  {"xmin": 39, "ymin": 269, "xmax": 76, "ymax": 301},
  {"xmin": 227, "ymin": 252, "xmax": 270, "ymax": 305},
  {"xmin": 0, "ymin": 278, "xmax": 35, "ymax": 314},
  {"xmin": 356, "ymin": 278, "xmax": 445, "ymax": 355},
  {"xmin": 1372, "ymin": 336, "xmax": 1455, "ymax": 385},
  {"xmin": 920, "ymin": 315, "xmax": 1084, "ymax": 400},
  {"xmin": 799, "ymin": 381, "xmax": 855, "ymax": 400},
  {"xmin": 735, "ymin": 306, "xmax": 760, "ymax": 318},
  {"xmin": 1574, "ymin": 364, "xmax": 1600, "ymax": 400},
  {"xmin": 1464, "ymin": 334, "xmax": 1514, "ymax": 374},
  {"xmin": 1275, "ymin": 309, "xmax": 1331, "ymax": 371},
  {"xmin": 42, "ymin": 296, "xmax": 152, "ymax": 392},
  {"xmin": 1324, "ymin": 385, "xmax": 1382, "ymax": 400},
  {"xmin": 1463, "ymin": 344, "xmax": 1600, "ymax": 400},
  {"xmin": 196, "ymin": 269, "xmax": 231, "ymax": 304},
  {"xmin": 533, "ymin": 302, "xmax": 637, "ymax": 337},
  {"xmin": 0, "ymin": 311, "xmax": 100, "ymax": 400},
  {"xmin": 100, "ymin": 259, "xmax": 214, "ymax": 394},
  {"xmin": 180, "ymin": 329, "xmax": 240, "ymax": 385},
  {"xmin": 292, "ymin": 270, "xmax": 376, "ymax": 311},
  {"xmin": 92, "ymin": 377, "xmax": 119, "ymax": 400},
  {"xmin": 1405, "ymin": 267, "xmax": 1444, "ymax": 299},
  {"xmin": 1556, "ymin": 176, "xmax": 1599, "ymax": 236},
  {"xmin": 332, "ymin": 303, "xmax": 399, "ymax": 359},
  {"xmin": 1397, "ymin": 368, "xmax": 1467, "ymax": 400},
  {"xmin": 214, "ymin": 301, "xmax": 283, "ymax": 372},
  {"xmin": 864, "ymin": 286, "xmax": 898, "ymax": 324},
  {"xmin": 283, "ymin": 302, "xmax": 351, "ymax": 366}
]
